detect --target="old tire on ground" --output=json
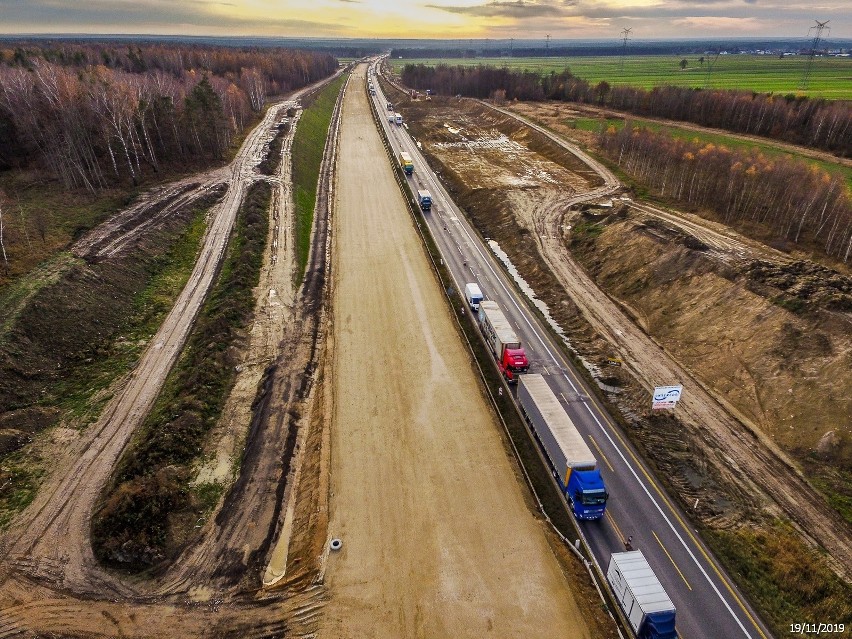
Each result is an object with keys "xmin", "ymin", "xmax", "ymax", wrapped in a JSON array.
[{"xmin": 330, "ymin": 538, "xmax": 343, "ymax": 551}]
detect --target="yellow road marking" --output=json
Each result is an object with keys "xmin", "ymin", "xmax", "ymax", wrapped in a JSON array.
[
  {"xmin": 653, "ymin": 529, "xmax": 692, "ymax": 591},
  {"xmin": 590, "ymin": 403, "xmax": 769, "ymax": 639},
  {"xmin": 588, "ymin": 434, "xmax": 614, "ymax": 472},
  {"xmin": 606, "ymin": 511, "xmax": 626, "ymax": 544}
]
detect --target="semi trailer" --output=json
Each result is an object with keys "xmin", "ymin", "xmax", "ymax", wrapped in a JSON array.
[
  {"xmin": 517, "ymin": 373, "xmax": 608, "ymax": 519},
  {"xmin": 477, "ymin": 301, "xmax": 529, "ymax": 382},
  {"xmin": 607, "ymin": 551, "xmax": 678, "ymax": 639}
]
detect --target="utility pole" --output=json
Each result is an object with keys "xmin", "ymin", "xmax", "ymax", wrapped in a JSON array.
[
  {"xmin": 620, "ymin": 28, "xmax": 632, "ymax": 72},
  {"xmin": 510, "ymin": 37, "xmax": 514, "ymax": 58},
  {"xmin": 800, "ymin": 19, "xmax": 830, "ymax": 90},
  {"xmin": 546, "ymin": 34, "xmax": 551, "ymax": 52}
]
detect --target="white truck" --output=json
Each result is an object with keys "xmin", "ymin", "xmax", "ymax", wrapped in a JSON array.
[
  {"xmin": 607, "ymin": 551, "xmax": 678, "ymax": 639},
  {"xmin": 394, "ymin": 112, "xmax": 403, "ymax": 125},
  {"xmin": 464, "ymin": 283, "xmax": 483, "ymax": 311}
]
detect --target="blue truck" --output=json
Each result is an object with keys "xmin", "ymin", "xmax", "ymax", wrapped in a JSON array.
[
  {"xmin": 607, "ymin": 551, "xmax": 678, "ymax": 639},
  {"xmin": 417, "ymin": 189, "xmax": 432, "ymax": 211},
  {"xmin": 517, "ymin": 374, "xmax": 608, "ymax": 520}
]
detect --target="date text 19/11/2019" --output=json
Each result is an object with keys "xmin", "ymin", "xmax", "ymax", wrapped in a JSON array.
[{"xmin": 790, "ymin": 624, "xmax": 845, "ymax": 635}]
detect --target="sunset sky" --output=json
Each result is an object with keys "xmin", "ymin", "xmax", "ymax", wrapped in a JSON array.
[{"xmin": 1, "ymin": 0, "xmax": 849, "ymax": 39}]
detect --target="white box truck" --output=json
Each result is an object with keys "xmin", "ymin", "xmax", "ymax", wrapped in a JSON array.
[
  {"xmin": 464, "ymin": 283, "xmax": 483, "ymax": 311},
  {"xmin": 606, "ymin": 551, "xmax": 677, "ymax": 639}
]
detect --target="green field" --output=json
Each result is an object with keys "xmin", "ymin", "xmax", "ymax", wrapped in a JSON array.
[{"xmin": 390, "ymin": 55, "xmax": 852, "ymax": 100}]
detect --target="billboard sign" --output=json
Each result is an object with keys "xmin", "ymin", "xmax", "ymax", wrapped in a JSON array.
[{"xmin": 652, "ymin": 385, "xmax": 683, "ymax": 410}]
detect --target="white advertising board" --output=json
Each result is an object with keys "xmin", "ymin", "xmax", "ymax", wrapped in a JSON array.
[{"xmin": 652, "ymin": 385, "xmax": 683, "ymax": 410}]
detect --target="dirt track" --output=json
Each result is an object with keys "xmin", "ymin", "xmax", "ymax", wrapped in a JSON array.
[
  {"xmin": 0, "ymin": 72, "xmax": 340, "ymax": 636},
  {"xmin": 473, "ymin": 102, "xmax": 852, "ymax": 580},
  {"xmin": 319, "ymin": 64, "xmax": 590, "ymax": 639}
]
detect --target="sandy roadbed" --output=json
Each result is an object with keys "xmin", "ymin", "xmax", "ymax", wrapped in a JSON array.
[{"xmin": 319, "ymin": 64, "xmax": 591, "ymax": 639}]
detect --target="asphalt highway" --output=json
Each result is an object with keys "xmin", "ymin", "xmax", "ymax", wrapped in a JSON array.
[{"xmin": 369, "ymin": 65, "xmax": 774, "ymax": 639}]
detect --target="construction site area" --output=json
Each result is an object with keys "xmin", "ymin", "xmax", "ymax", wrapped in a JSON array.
[{"xmin": 0, "ymin": 57, "xmax": 849, "ymax": 639}]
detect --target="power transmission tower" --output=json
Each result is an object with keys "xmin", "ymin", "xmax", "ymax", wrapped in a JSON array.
[
  {"xmin": 704, "ymin": 47, "xmax": 720, "ymax": 88},
  {"xmin": 619, "ymin": 28, "xmax": 632, "ymax": 71},
  {"xmin": 546, "ymin": 34, "xmax": 551, "ymax": 52},
  {"xmin": 510, "ymin": 38, "xmax": 514, "ymax": 58},
  {"xmin": 800, "ymin": 19, "xmax": 830, "ymax": 90}
]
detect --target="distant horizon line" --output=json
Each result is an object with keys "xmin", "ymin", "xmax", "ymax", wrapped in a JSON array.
[{"xmin": 2, "ymin": 33, "xmax": 852, "ymax": 43}]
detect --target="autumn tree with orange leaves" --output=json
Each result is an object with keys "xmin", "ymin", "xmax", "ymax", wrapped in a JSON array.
[{"xmin": 599, "ymin": 124, "xmax": 852, "ymax": 261}]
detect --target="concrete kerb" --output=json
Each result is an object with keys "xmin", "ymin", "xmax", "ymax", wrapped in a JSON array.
[{"xmin": 367, "ymin": 64, "xmax": 624, "ymax": 638}]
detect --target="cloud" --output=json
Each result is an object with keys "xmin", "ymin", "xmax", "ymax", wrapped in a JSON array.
[
  {"xmin": 672, "ymin": 16, "xmax": 763, "ymax": 32},
  {"xmin": 425, "ymin": 1, "xmax": 570, "ymax": 19},
  {"xmin": 0, "ymin": 0, "xmax": 347, "ymax": 34}
]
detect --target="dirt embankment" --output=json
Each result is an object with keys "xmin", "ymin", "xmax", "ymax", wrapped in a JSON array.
[
  {"xmin": 0, "ymin": 72, "xmax": 342, "ymax": 638},
  {"xmin": 396, "ymin": 93, "xmax": 852, "ymax": 583}
]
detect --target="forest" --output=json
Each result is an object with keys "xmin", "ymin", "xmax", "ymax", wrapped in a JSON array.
[
  {"xmin": 0, "ymin": 42, "xmax": 338, "ymax": 189},
  {"xmin": 400, "ymin": 63, "xmax": 852, "ymax": 156},
  {"xmin": 599, "ymin": 124, "xmax": 852, "ymax": 262}
]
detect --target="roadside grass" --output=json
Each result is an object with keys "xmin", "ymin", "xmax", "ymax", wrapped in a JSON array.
[
  {"xmin": 808, "ymin": 464, "xmax": 852, "ymax": 528},
  {"xmin": 91, "ymin": 182, "xmax": 271, "ymax": 570},
  {"xmin": 390, "ymin": 55, "xmax": 852, "ymax": 100},
  {"xmin": 0, "ymin": 201, "xmax": 214, "ymax": 530},
  {"xmin": 258, "ymin": 120, "xmax": 290, "ymax": 176},
  {"xmin": 292, "ymin": 75, "xmax": 346, "ymax": 281},
  {"xmin": 0, "ymin": 176, "xmax": 130, "ymax": 289},
  {"xmin": 706, "ymin": 522, "xmax": 852, "ymax": 636},
  {"xmin": 51, "ymin": 209, "xmax": 211, "ymax": 422},
  {"xmin": 0, "ymin": 449, "xmax": 46, "ymax": 530}
]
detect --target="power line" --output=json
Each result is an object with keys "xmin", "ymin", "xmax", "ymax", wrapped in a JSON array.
[
  {"xmin": 620, "ymin": 28, "xmax": 632, "ymax": 72},
  {"xmin": 800, "ymin": 19, "xmax": 830, "ymax": 90},
  {"xmin": 704, "ymin": 47, "xmax": 720, "ymax": 88}
]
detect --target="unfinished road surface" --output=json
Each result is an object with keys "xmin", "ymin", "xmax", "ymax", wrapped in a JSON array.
[{"xmin": 320, "ymin": 64, "xmax": 590, "ymax": 639}]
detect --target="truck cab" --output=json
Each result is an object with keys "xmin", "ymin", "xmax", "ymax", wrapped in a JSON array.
[
  {"xmin": 565, "ymin": 465, "xmax": 608, "ymax": 520},
  {"xmin": 417, "ymin": 190, "xmax": 432, "ymax": 211},
  {"xmin": 464, "ymin": 283, "xmax": 483, "ymax": 311},
  {"xmin": 500, "ymin": 348, "xmax": 529, "ymax": 382},
  {"xmin": 394, "ymin": 112, "xmax": 403, "ymax": 125}
]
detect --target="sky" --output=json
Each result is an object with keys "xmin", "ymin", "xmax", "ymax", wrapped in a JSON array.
[{"xmin": 0, "ymin": 0, "xmax": 849, "ymax": 40}]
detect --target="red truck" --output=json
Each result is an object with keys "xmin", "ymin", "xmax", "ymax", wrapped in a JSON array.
[{"xmin": 477, "ymin": 301, "xmax": 530, "ymax": 382}]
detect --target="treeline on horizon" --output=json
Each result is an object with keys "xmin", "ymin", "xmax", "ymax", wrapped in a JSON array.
[
  {"xmin": 0, "ymin": 43, "xmax": 338, "ymax": 189},
  {"xmin": 600, "ymin": 125, "xmax": 852, "ymax": 262},
  {"xmin": 401, "ymin": 63, "xmax": 852, "ymax": 156}
]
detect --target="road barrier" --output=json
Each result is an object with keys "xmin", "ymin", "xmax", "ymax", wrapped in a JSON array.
[{"xmin": 366, "ymin": 66, "xmax": 625, "ymax": 638}]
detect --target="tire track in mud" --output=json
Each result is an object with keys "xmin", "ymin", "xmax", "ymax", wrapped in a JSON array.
[{"xmin": 0, "ymin": 72, "xmax": 341, "ymax": 637}]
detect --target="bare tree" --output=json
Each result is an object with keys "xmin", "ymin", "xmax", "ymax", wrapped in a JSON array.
[{"xmin": 0, "ymin": 193, "xmax": 9, "ymax": 273}]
